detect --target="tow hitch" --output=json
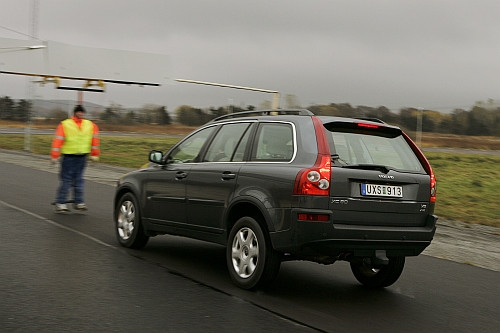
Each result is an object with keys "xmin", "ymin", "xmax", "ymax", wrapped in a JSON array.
[{"xmin": 373, "ymin": 250, "xmax": 389, "ymax": 265}]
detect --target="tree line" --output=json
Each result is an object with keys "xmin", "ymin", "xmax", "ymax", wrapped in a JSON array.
[
  {"xmin": 174, "ymin": 102, "xmax": 500, "ymax": 136},
  {"xmin": 98, "ymin": 103, "xmax": 172, "ymax": 125},
  {"xmin": 0, "ymin": 96, "xmax": 32, "ymax": 122},
  {"xmin": 1, "ymin": 95, "xmax": 499, "ymax": 136},
  {"xmin": 307, "ymin": 103, "xmax": 500, "ymax": 136},
  {"xmin": 0, "ymin": 97, "xmax": 172, "ymax": 126}
]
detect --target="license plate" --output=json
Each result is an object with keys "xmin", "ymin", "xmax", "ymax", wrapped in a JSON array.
[{"xmin": 361, "ymin": 184, "xmax": 403, "ymax": 198}]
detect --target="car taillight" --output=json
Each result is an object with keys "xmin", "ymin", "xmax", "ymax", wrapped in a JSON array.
[
  {"xmin": 402, "ymin": 132, "xmax": 437, "ymax": 203},
  {"xmin": 294, "ymin": 155, "xmax": 331, "ymax": 195},
  {"xmin": 429, "ymin": 173, "xmax": 437, "ymax": 203},
  {"xmin": 357, "ymin": 122, "xmax": 379, "ymax": 129},
  {"xmin": 294, "ymin": 117, "xmax": 331, "ymax": 196}
]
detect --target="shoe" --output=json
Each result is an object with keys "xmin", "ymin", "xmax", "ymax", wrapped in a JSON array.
[
  {"xmin": 74, "ymin": 203, "xmax": 88, "ymax": 211},
  {"xmin": 55, "ymin": 203, "xmax": 69, "ymax": 212}
]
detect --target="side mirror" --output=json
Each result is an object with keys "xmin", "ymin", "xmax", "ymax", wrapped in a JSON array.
[{"xmin": 149, "ymin": 150, "xmax": 164, "ymax": 164}]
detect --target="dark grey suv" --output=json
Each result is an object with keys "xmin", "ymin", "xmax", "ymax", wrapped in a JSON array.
[{"xmin": 114, "ymin": 110, "xmax": 437, "ymax": 289}]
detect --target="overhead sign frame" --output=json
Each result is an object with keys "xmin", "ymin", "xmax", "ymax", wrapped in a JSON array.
[{"xmin": 0, "ymin": 37, "xmax": 170, "ymax": 91}]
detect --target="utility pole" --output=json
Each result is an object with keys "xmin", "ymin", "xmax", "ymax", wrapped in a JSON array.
[
  {"xmin": 24, "ymin": 0, "xmax": 39, "ymax": 151},
  {"xmin": 78, "ymin": 90, "xmax": 83, "ymax": 105},
  {"xmin": 416, "ymin": 107, "xmax": 423, "ymax": 147}
]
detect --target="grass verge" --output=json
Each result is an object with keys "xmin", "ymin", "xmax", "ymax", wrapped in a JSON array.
[
  {"xmin": 426, "ymin": 152, "xmax": 499, "ymax": 228},
  {"xmin": 0, "ymin": 134, "xmax": 179, "ymax": 169}
]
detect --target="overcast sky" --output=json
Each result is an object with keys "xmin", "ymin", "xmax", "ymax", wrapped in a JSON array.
[{"xmin": 1, "ymin": 0, "xmax": 499, "ymax": 113}]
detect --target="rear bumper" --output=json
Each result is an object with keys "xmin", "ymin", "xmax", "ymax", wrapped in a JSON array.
[{"xmin": 271, "ymin": 211, "xmax": 438, "ymax": 258}]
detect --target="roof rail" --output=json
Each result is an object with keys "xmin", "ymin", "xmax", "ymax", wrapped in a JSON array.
[
  {"xmin": 211, "ymin": 109, "xmax": 314, "ymax": 122},
  {"xmin": 355, "ymin": 117, "xmax": 386, "ymax": 124}
]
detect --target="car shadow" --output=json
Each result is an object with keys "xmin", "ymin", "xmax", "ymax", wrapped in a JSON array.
[{"xmin": 121, "ymin": 234, "xmax": 429, "ymax": 330}]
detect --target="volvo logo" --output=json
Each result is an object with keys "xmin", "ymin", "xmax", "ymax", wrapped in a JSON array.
[{"xmin": 378, "ymin": 174, "xmax": 394, "ymax": 179}]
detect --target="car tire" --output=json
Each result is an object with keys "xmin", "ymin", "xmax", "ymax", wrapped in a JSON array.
[
  {"xmin": 115, "ymin": 192, "xmax": 149, "ymax": 249},
  {"xmin": 226, "ymin": 216, "xmax": 281, "ymax": 290},
  {"xmin": 350, "ymin": 256, "xmax": 405, "ymax": 288}
]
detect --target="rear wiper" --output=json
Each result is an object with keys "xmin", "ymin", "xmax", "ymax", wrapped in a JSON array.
[
  {"xmin": 340, "ymin": 164, "xmax": 393, "ymax": 173},
  {"xmin": 331, "ymin": 154, "xmax": 350, "ymax": 165},
  {"xmin": 331, "ymin": 155, "xmax": 393, "ymax": 173}
]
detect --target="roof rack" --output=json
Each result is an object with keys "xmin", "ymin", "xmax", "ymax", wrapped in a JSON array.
[
  {"xmin": 211, "ymin": 109, "xmax": 314, "ymax": 122},
  {"xmin": 355, "ymin": 117, "xmax": 386, "ymax": 124}
]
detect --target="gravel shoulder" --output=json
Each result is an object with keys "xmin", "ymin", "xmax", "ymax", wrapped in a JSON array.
[{"xmin": 1, "ymin": 148, "xmax": 499, "ymax": 272}]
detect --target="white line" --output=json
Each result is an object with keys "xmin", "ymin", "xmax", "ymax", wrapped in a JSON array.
[{"xmin": 0, "ymin": 199, "xmax": 116, "ymax": 249}]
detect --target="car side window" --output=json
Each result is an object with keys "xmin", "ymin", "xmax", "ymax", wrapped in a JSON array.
[
  {"xmin": 204, "ymin": 123, "xmax": 251, "ymax": 162},
  {"xmin": 251, "ymin": 123, "xmax": 294, "ymax": 162},
  {"xmin": 232, "ymin": 126, "xmax": 252, "ymax": 162},
  {"xmin": 169, "ymin": 126, "xmax": 216, "ymax": 163}
]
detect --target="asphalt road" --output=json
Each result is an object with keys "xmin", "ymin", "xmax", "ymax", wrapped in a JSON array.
[{"xmin": 0, "ymin": 151, "xmax": 499, "ymax": 332}]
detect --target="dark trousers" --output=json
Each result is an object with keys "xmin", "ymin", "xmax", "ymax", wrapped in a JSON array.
[{"xmin": 56, "ymin": 154, "xmax": 87, "ymax": 204}]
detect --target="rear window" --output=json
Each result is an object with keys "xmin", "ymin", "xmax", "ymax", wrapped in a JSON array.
[{"xmin": 324, "ymin": 123, "xmax": 423, "ymax": 173}]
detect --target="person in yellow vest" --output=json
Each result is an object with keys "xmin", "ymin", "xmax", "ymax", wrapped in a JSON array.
[{"xmin": 51, "ymin": 105, "xmax": 100, "ymax": 212}]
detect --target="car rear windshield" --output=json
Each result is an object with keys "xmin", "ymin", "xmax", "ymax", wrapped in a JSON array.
[{"xmin": 324, "ymin": 122, "xmax": 424, "ymax": 173}]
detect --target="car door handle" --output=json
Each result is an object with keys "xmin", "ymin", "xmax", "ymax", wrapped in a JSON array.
[
  {"xmin": 175, "ymin": 171, "xmax": 188, "ymax": 180},
  {"xmin": 221, "ymin": 171, "xmax": 236, "ymax": 180}
]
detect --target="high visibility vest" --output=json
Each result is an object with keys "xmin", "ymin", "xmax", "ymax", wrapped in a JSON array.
[{"xmin": 60, "ymin": 119, "xmax": 93, "ymax": 154}]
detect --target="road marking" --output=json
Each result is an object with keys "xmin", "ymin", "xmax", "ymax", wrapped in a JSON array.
[{"xmin": 0, "ymin": 199, "xmax": 116, "ymax": 249}]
